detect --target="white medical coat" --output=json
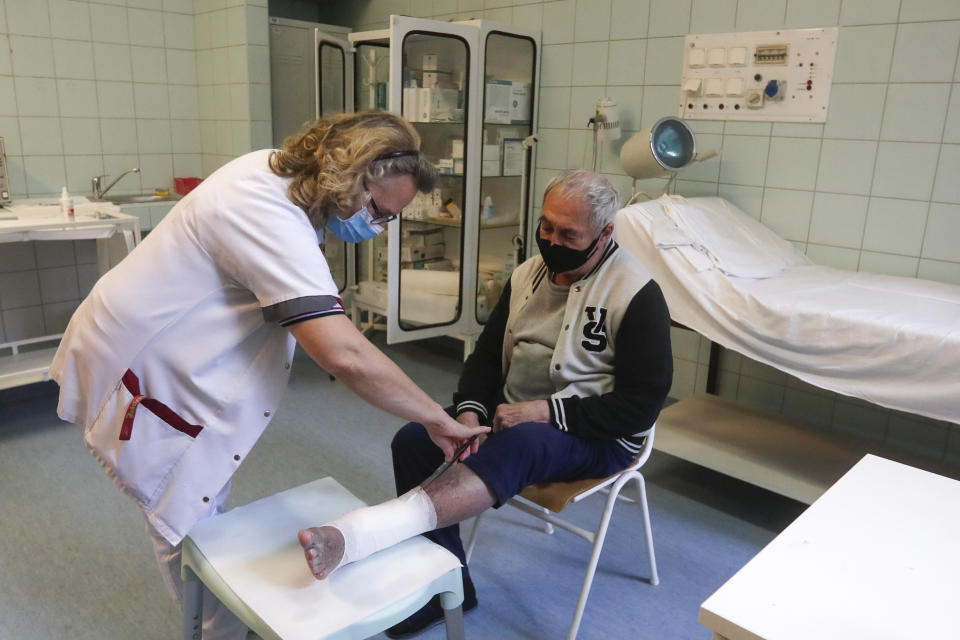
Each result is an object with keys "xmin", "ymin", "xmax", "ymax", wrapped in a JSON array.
[{"xmin": 51, "ymin": 150, "xmax": 342, "ymax": 545}]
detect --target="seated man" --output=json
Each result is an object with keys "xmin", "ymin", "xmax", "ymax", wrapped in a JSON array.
[{"xmin": 298, "ymin": 169, "xmax": 673, "ymax": 637}]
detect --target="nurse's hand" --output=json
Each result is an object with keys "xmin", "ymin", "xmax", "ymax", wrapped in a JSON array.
[
  {"xmin": 423, "ymin": 411, "xmax": 488, "ymax": 462},
  {"xmin": 492, "ymin": 400, "xmax": 550, "ymax": 432}
]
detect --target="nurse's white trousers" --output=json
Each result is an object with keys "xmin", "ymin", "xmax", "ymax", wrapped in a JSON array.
[{"xmin": 145, "ymin": 480, "xmax": 249, "ymax": 640}]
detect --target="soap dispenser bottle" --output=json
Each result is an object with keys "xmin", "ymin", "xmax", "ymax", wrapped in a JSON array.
[{"xmin": 60, "ymin": 186, "xmax": 75, "ymax": 221}]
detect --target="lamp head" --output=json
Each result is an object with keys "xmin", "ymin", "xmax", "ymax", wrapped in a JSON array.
[{"xmin": 619, "ymin": 116, "xmax": 696, "ymax": 180}]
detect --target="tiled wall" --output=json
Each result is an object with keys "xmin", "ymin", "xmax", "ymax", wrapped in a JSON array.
[
  {"xmin": 318, "ymin": 0, "xmax": 960, "ymax": 463},
  {"xmin": 0, "ymin": 0, "xmax": 272, "ymax": 199},
  {"xmin": 0, "ymin": 0, "xmax": 202, "ymax": 198},
  {"xmin": 195, "ymin": 0, "xmax": 272, "ymax": 175}
]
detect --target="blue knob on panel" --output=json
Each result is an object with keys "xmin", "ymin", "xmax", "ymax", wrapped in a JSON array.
[{"xmin": 764, "ymin": 80, "xmax": 780, "ymax": 99}]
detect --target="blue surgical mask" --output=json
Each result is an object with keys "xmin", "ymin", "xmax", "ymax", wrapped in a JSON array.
[{"xmin": 326, "ymin": 206, "xmax": 384, "ymax": 243}]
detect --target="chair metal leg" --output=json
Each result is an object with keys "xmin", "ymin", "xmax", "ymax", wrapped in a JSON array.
[
  {"xmin": 565, "ymin": 472, "xmax": 632, "ymax": 640},
  {"xmin": 442, "ymin": 604, "xmax": 465, "ymax": 640},
  {"xmin": 635, "ymin": 474, "xmax": 659, "ymax": 586},
  {"xmin": 464, "ymin": 514, "xmax": 484, "ymax": 563},
  {"xmin": 182, "ymin": 566, "xmax": 203, "ymax": 640}
]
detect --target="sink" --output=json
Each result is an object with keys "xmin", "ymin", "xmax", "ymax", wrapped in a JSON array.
[{"xmin": 94, "ymin": 194, "xmax": 181, "ymax": 205}]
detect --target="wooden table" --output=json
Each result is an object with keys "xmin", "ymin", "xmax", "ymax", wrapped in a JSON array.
[{"xmin": 699, "ymin": 454, "xmax": 960, "ymax": 639}]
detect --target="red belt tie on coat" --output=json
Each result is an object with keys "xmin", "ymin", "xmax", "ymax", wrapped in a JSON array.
[{"xmin": 119, "ymin": 369, "xmax": 203, "ymax": 440}]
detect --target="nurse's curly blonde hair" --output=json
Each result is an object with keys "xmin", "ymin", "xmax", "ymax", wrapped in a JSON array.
[{"xmin": 269, "ymin": 111, "xmax": 437, "ymax": 228}]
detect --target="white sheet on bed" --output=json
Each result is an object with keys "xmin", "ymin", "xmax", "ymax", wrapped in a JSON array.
[{"xmin": 616, "ymin": 196, "xmax": 960, "ymax": 425}]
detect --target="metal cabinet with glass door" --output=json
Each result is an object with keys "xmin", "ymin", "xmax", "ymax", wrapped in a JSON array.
[{"xmin": 341, "ymin": 16, "xmax": 540, "ymax": 354}]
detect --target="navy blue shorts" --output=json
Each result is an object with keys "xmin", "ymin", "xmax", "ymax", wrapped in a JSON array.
[{"xmin": 391, "ymin": 410, "xmax": 635, "ymax": 508}]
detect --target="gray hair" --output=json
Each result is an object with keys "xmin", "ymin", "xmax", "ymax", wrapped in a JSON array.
[
  {"xmin": 543, "ymin": 170, "xmax": 621, "ymax": 232},
  {"xmin": 368, "ymin": 153, "xmax": 438, "ymax": 194}
]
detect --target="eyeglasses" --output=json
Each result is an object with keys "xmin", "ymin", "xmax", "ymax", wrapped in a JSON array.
[{"xmin": 364, "ymin": 180, "xmax": 399, "ymax": 225}]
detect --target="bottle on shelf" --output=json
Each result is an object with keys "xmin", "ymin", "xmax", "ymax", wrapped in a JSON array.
[{"xmin": 60, "ymin": 186, "xmax": 74, "ymax": 222}]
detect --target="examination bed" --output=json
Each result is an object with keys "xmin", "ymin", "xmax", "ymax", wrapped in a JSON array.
[{"xmin": 615, "ymin": 195, "xmax": 960, "ymax": 501}]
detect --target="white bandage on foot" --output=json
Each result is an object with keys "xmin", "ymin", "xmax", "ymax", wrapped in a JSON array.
[{"xmin": 326, "ymin": 486, "xmax": 438, "ymax": 569}]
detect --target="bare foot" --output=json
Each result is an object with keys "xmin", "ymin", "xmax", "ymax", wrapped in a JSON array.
[{"xmin": 297, "ymin": 526, "xmax": 345, "ymax": 580}]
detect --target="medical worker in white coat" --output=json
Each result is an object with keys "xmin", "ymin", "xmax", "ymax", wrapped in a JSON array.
[{"xmin": 51, "ymin": 111, "xmax": 487, "ymax": 639}]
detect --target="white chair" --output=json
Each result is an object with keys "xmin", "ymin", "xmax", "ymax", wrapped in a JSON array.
[
  {"xmin": 181, "ymin": 477, "xmax": 465, "ymax": 640},
  {"xmin": 463, "ymin": 426, "xmax": 659, "ymax": 640}
]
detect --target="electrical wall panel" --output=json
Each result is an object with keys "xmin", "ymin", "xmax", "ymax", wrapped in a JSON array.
[{"xmin": 678, "ymin": 28, "xmax": 837, "ymax": 123}]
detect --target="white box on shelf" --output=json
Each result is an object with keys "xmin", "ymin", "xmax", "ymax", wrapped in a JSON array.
[
  {"xmin": 485, "ymin": 79, "xmax": 512, "ymax": 124},
  {"xmin": 422, "ymin": 54, "xmax": 438, "ymax": 71},
  {"xmin": 510, "ymin": 83, "xmax": 531, "ymax": 123},
  {"xmin": 482, "ymin": 160, "xmax": 500, "ymax": 176}
]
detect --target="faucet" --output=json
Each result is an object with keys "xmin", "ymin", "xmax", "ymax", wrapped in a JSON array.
[{"xmin": 92, "ymin": 168, "xmax": 140, "ymax": 200}]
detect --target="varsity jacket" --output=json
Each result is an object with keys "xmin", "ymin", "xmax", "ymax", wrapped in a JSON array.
[{"xmin": 454, "ymin": 240, "xmax": 673, "ymax": 454}]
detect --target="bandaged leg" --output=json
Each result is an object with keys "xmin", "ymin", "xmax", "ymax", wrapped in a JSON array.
[{"xmin": 298, "ymin": 486, "xmax": 437, "ymax": 580}]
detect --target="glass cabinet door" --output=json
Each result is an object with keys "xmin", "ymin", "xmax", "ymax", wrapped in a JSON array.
[
  {"xmin": 397, "ymin": 30, "xmax": 468, "ymax": 331},
  {"xmin": 475, "ymin": 31, "xmax": 537, "ymax": 323}
]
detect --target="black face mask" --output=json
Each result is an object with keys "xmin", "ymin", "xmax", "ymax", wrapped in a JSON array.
[{"xmin": 535, "ymin": 222, "xmax": 602, "ymax": 274}]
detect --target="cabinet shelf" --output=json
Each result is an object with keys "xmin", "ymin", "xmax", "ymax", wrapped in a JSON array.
[{"xmin": 415, "ymin": 216, "xmax": 519, "ymax": 229}]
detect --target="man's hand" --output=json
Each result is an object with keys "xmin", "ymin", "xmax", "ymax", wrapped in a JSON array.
[
  {"xmin": 423, "ymin": 410, "xmax": 488, "ymax": 462},
  {"xmin": 492, "ymin": 400, "xmax": 550, "ymax": 432}
]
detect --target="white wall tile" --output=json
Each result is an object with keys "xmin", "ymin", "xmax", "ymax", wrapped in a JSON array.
[
  {"xmin": 168, "ymin": 85, "xmax": 199, "ymax": 119},
  {"xmin": 881, "ymin": 83, "xmax": 951, "ymax": 143},
  {"xmin": 0, "ymin": 243, "xmax": 36, "ymax": 273},
  {"xmin": 538, "ymin": 87, "xmax": 572, "ymax": 128},
  {"xmin": 945, "ymin": 88, "xmax": 960, "ymax": 144},
  {"xmin": 823, "ymin": 84, "xmax": 886, "ymax": 140},
  {"xmin": 771, "ymin": 123, "xmax": 824, "ymax": 138},
  {"xmin": 737, "ymin": 376, "xmax": 785, "ymax": 414},
  {"xmin": 669, "ymin": 357, "xmax": 697, "ymax": 399},
  {"xmin": 921, "ymin": 202, "xmax": 960, "ymax": 261},
  {"xmin": 130, "ymin": 0, "xmax": 164, "ymax": 9},
  {"xmin": 64, "ymin": 155, "xmax": 104, "ymax": 194},
  {"xmin": 575, "ymin": 0, "xmax": 612, "ymax": 42},
  {"xmin": 542, "ymin": 0, "xmax": 575, "ymax": 44},
  {"xmin": 690, "ymin": 0, "xmax": 736, "ymax": 33},
  {"xmin": 610, "ymin": 0, "xmax": 649, "ymax": 39},
  {"xmin": 2, "ymin": 306, "xmax": 46, "ymax": 341},
  {"xmin": 249, "ymin": 83, "xmax": 270, "ymax": 121},
  {"xmin": 245, "ymin": 5, "xmax": 269, "ymax": 47},
  {"xmin": 134, "ymin": 83, "xmax": 170, "ymax": 119},
  {"xmin": 57, "ymin": 79, "xmax": 99, "ymax": 118},
  {"xmin": 918, "ymin": 258, "xmax": 960, "ymax": 285},
  {"xmin": 229, "ymin": 83, "xmax": 250, "ymax": 121},
  {"xmin": 128, "ymin": 8, "xmax": 165, "ymax": 48},
  {"xmin": 724, "ymin": 121, "xmax": 771, "ymax": 135},
  {"xmin": 719, "ymin": 135, "xmax": 769, "ymax": 186},
  {"xmin": 832, "ymin": 398, "xmax": 889, "ymax": 442},
  {"xmin": 839, "ymin": 0, "xmax": 900, "ymax": 25},
  {"xmin": 164, "ymin": 12, "xmax": 196, "ymax": 50},
  {"xmin": 930, "ymin": 144, "xmax": 960, "ymax": 204},
  {"xmin": 137, "ymin": 119, "xmax": 172, "ymax": 154},
  {"xmin": 735, "ymin": 0, "xmax": 786, "ymax": 30},
  {"xmin": 101, "ymin": 118, "xmax": 139, "ymax": 155},
  {"xmin": 681, "ymin": 132, "xmax": 721, "ymax": 181},
  {"xmin": 5, "ymin": 1, "xmax": 51, "ymax": 38},
  {"xmin": 676, "ymin": 179, "xmax": 718, "ymax": 197},
  {"xmin": 785, "ymin": 0, "xmax": 840, "ymax": 27},
  {"xmin": 816, "ymin": 139, "xmax": 877, "ymax": 195},
  {"xmin": 90, "ymin": 4, "xmax": 129, "ymax": 44},
  {"xmin": 226, "ymin": 6, "xmax": 246, "ymax": 47},
  {"xmin": 805, "ymin": 243, "xmax": 860, "ymax": 269},
  {"xmin": 765, "ymin": 137, "xmax": 821, "ymax": 190},
  {"xmin": 38, "ymin": 266, "xmax": 79, "ymax": 303},
  {"xmin": 809, "ymin": 192, "xmax": 868, "ymax": 248},
  {"xmin": 170, "ymin": 119, "xmax": 201, "ymax": 153},
  {"xmin": 782, "ymin": 388, "xmax": 835, "ymax": 427},
  {"xmin": 890, "ymin": 21, "xmax": 960, "ymax": 83},
  {"xmin": 9, "ymin": 35, "xmax": 56, "ymax": 78},
  {"xmin": 94, "ymin": 43, "xmax": 133, "ymax": 81},
  {"xmin": 860, "ymin": 250, "xmax": 919, "ymax": 277},
  {"xmin": 718, "ymin": 184, "xmax": 763, "ymax": 218},
  {"xmin": 246, "ymin": 45, "xmax": 268, "ymax": 85},
  {"xmin": 639, "ymin": 85, "xmax": 680, "ymax": 128},
  {"xmin": 0, "ymin": 117, "xmax": 22, "ymax": 154},
  {"xmin": 22, "ymin": 156, "xmax": 67, "ymax": 197},
  {"xmin": 604, "ymin": 85, "xmax": 643, "ymax": 133},
  {"xmin": 61, "ymin": 118, "xmax": 102, "ymax": 155},
  {"xmin": 872, "ymin": 141, "xmax": 940, "ymax": 200},
  {"xmin": 173, "ymin": 153, "xmax": 202, "ymax": 178},
  {"xmin": 0, "ymin": 271, "xmax": 42, "ymax": 308},
  {"xmin": 43, "ymin": 300, "xmax": 81, "ymax": 334},
  {"xmin": 138, "ymin": 154, "xmax": 174, "ymax": 192},
  {"xmin": 227, "ymin": 45, "xmax": 248, "ymax": 84},
  {"xmin": 131, "ymin": 47, "xmax": 168, "ymax": 84},
  {"xmin": 49, "ymin": 0, "xmax": 91, "ymax": 41},
  {"xmin": 14, "ymin": 77, "xmax": 59, "ymax": 117},
  {"xmin": 511, "ymin": 4, "xmax": 543, "ymax": 32},
  {"xmin": 167, "ymin": 49, "xmax": 198, "ymax": 86},
  {"xmin": 863, "ymin": 197, "xmax": 929, "ymax": 255},
  {"xmin": 833, "ymin": 25, "xmax": 896, "ymax": 83},
  {"xmin": 760, "ymin": 188, "xmax": 813, "ymax": 241},
  {"xmin": 19, "ymin": 117, "xmax": 63, "ymax": 155},
  {"xmin": 0, "ymin": 35, "xmax": 10, "ymax": 76},
  {"xmin": 643, "ymin": 37, "xmax": 684, "ymax": 85},
  {"xmin": 102, "ymin": 155, "xmax": 143, "ymax": 194},
  {"xmin": 97, "ymin": 81, "xmax": 136, "ymax": 118},
  {"xmin": 887, "ymin": 414, "xmax": 948, "ymax": 460},
  {"xmin": 53, "ymin": 40, "xmax": 96, "ymax": 80},
  {"xmin": 571, "ymin": 42, "xmax": 608, "ymax": 86},
  {"xmin": 648, "ymin": 0, "xmax": 690, "ymax": 37},
  {"xmin": 4, "ymin": 157, "xmax": 27, "ymax": 196},
  {"xmin": 569, "ymin": 86, "xmax": 600, "ymax": 128},
  {"xmin": 900, "ymin": 0, "xmax": 960, "ymax": 21},
  {"xmin": 541, "ymin": 44, "xmax": 573, "ymax": 87}
]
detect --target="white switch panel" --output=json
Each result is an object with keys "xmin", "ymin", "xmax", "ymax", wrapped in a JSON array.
[{"xmin": 678, "ymin": 27, "xmax": 837, "ymax": 122}]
